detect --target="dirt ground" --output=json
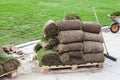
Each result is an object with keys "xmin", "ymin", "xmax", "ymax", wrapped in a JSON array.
[{"xmin": 1, "ymin": 27, "xmax": 120, "ymax": 80}]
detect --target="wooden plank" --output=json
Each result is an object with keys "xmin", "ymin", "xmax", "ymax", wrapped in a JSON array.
[
  {"xmin": 41, "ymin": 63, "xmax": 103, "ymax": 73},
  {"xmin": 33, "ymin": 52, "xmax": 37, "ymax": 61},
  {"xmin": 7, "ymin": 70, "xmax": 18, "ymax": 78},
  {"xmin": 97, "ymin": 63, "xmax": 103, "ymax": 68},
  {"xmin": 0, "ymin": 70, "xmax": 17, "ymax": 78}
]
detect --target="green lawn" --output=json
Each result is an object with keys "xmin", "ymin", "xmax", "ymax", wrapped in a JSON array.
[{"xmin": 0, "ymin": 0, "xmax": 120, "ymax": 47}]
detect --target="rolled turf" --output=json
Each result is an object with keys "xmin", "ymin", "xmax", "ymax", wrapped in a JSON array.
[
  {"xmin": 37, "ymin": 48, "xmax": 62, "ymax": 66},
  {"xmin": 64, "ymin": 51, "xmax": 83, "ymax": 58},
  {"xmin": 57, "ymin": 43, "xmax": 83, "ymax": 53},
  {"xmin": 57, "ymin": 20, "xmax": 82, "ymax": 31},
  {"xmin": 82, "ymin": 22, "xmax": 101, "ymax": 34},
  {"xmin": 84, "ymin": 32, "xmax": 104, "ymax": 43},
  {"xmin": 83, "ymin": 53, "xmax": 105, "ymax": 63},
  {"xmin": 64, "ymin": 57, "xmax": 84, "ymax": 65},
  {"xmin": 57, "ymin": 30, "xmax": 84, "ymax": 44},
  {"xmin": 83, "ymin": 41, "xmax": 104, "ymax": 53},
  {"xmin": 44, "ymin": 20, "xmax": 59, "ymax": 38},
  {"xmin": 0, "ymin": 52, "xmax": 20, "ymax": 73}
]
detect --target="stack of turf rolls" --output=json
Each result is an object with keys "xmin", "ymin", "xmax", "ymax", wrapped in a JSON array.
[
  {"xmin": 56, "ymin": 20, "xmax": 84, "ymax": 65},
  {"xmin": 34, "ymin": 19, "xmax": 105, "ymax": 66},
  {"xmin": 0, "ymin": 49, "xmax": 20, "ymax": 75},
  {"xmin": 82, "ymin": 21, "xmax": 105, "ymax": 63}
]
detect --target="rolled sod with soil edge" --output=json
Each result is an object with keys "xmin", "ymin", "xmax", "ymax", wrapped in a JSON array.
[
  {"xmin": 63, "ymin": 57, "xmax": 84, "ymax": 65},
  {"xmin": 44, "ymin": 20, "xmax": 59, "ymax": 38},
  {"xmin": 0, "ymin": 52, "xmax": 20, "ymax": 73},
  {"xmin": 57, "ymin": 43, "xmax": 83, "ymax": 53},
  {"xmin": 64, "ymin": 51, "xmax": 83, "ymax": 58},
  {"xmin": 57, "ymin": 20, "xmax": 82, "ymax": 31},
  {"xmin": 84, "ymin": 53, "xmax": 105, "ymax": 63},
  {"xmin": 57, "ymin": 30, "xmax": 84, "ymax": 44},
  {"xmin": 83, "ymin": 41, "xmax": 104, "ymax": 53},
  {"xmin": 37, "ymin": 49, "xmax": 62, "ymax": 66},
  {"xmin": 84, "ymin": 32, "xmax": 104, "ymax": 43},
  {"xmin": 82, "ymin": 22, "xmax": 101, "ymax": 34}
]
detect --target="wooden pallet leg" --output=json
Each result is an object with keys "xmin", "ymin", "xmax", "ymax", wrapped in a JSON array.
[
  {"xmin": 72, "ymin": 65, "xmax": 78, "ymax": 70},
  {"xmin": 33, "ymin": 53, "xmax": 37, "ymax": 61},
  {"xmin": 42, "ymin": 66, "xmax": 49, "ymax": 73},
  {"xmin": 7, "ymin": 70, "xmax": 18, "ymax": 78},
  {"xmin": 97, "ymin": 63, "xmax": 103, "ymax": 68}
]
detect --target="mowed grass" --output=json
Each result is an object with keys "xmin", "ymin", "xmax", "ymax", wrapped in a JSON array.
[{"xmin": 0, "ymin": 0, "xmax": 120, "ymax": 47}]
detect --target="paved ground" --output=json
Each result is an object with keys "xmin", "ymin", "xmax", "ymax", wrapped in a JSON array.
[{"xmin": 1, "ymin": 27, "xmax": 120, "ymax": 80}]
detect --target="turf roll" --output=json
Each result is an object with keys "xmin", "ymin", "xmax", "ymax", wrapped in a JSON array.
[
  {"xmin": 0, "ymin": 53, "xmax": 20, "ymax": 73},
  {"xmin": 44, "ymin": 20, "xmax": 59, "ymax": 38},
  {"xmin": 3, "ymin": 59, "xmax": 20, "ymax": 72},
  {"xmin": 57, "ymin": 30, "xmax": 84, "ymax": 44},
  {"xmin": 64, "ymin": 51, "xmax": 83, "ymax": 58},
  {"xmin": 84, "ymin": 32, "xmax": 104, "ymax": 43},
  {"xmin": 57, "ymin": 43, "xmax": 83, "ymax": 53},
  {"xmin": 83, "ymin": 41, "xmax": 104, "ymax": 53},
  {"xmin": 64, "ymin": 57, "xmax": 84, "ymax": 65},
  {"xmin": 82, "ymin": 22, "xmax": 101, "ymax": 34},
  {"xmin": 57, "ymin": 20, "xmax": 82, "ymax": 31},
  {"xmin": 37, "ymin": 48, "xmax": 62, "ymax": 66},
  {"xmin": 84, "ymin": 53, "xmax": 105, "ymax": 63}
]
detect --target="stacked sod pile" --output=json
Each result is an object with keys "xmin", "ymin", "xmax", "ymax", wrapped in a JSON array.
[
  {"xmin": 34, "ymin": 19, "xmax": 105, "ymax": 66},
  {"xmin": 82, "ymin": 22, "xmax": 104, "ymax": 63},
  {"xmin": 0, "ymin": 49, "xmax": 20, "ymax": 75}
]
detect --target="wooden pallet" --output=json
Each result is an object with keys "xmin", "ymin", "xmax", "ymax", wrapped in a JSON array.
[
  {"xmin": 41, "ymin": 63, "xmax": 103, "ymax": 73},
  {"xmin": 0, "ymin": 70, "xmax": 18, "ymax": 78}
]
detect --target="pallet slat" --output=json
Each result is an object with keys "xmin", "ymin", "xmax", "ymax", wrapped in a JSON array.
[
  {"xmin": 0, "ymin": 70, "xmax": 17, "ymax": 78},
  {"xmin": 41, "ymin": 63, "xmax": 103, "ymax": 73}
]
